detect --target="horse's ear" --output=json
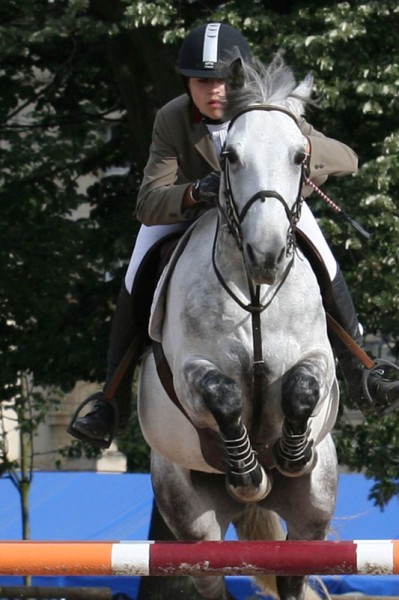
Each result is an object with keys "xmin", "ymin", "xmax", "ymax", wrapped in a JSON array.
[
  {"xmin": 226, "ymin": 57, "xmax": 246, "ymax": 90},
  {"xmin": 287, "ymin": 72, "xmax": 314, "ymax": 117},
  {"xmin": 293, "ymin": 72, "xmax": 314, "ymax": 99}
]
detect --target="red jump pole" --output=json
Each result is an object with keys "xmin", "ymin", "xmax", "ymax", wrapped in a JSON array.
[{"xmin": 0, "ymin": 540, "xmax": 398, "ymax": 577}]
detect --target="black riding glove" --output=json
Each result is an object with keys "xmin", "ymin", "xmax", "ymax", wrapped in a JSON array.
[{"xmin": 191, "ymin": 171, "xmax": 221, "ymax": 205}]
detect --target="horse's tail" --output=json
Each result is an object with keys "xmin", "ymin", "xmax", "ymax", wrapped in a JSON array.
[
  {"xmin": 233, "ymin": 506, "xmax": 282, "ymax": 598},
  {"xmin": 233, "ymin": 505, "xmax": 324, "ymax": 600}
]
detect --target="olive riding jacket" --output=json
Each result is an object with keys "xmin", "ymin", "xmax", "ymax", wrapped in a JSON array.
[{"xmin": 136, "ymin": 94, "xmax": 358, "ymax": 227}]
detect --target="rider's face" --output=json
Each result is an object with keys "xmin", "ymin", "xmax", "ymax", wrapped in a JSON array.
[{"xmin": 188, "ymin": 77, "xmax": 226, "ymax": 120}]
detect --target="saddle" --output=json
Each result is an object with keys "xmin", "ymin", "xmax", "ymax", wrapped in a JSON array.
[{"xmin": 131, "ymin": 231, "xmax": 186, "ymax": 344}]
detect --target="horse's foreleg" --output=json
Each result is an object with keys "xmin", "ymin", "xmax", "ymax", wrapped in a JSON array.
[
  {"xmin": 274, "ymin": 434, "xmax": 338, "ymax": 599},
  {"xmin": 274, "ymin": 355, "xmax": 327, "ymax": 477},
  {"xmin": 184, "ymin": 359, "xmax": 271, "ymax": 502}
]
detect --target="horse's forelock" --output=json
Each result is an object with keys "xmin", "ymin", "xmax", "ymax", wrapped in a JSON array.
[{"xmin": 224, "ymin": 53, "xmax": 311, "ymax": 121}]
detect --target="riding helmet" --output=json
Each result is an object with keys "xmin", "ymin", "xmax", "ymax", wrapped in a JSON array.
[{"xmin": 177, "ymin": 22, "xmax": 251, "ymax": 78}]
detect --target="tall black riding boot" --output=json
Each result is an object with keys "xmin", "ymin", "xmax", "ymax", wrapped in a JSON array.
[
  {"xmin": 325, "ymin": 269, "xmax": 399, "ymax": 416},
  {"xmin": 68, "ymin": 284, "xmax": 143, "ymax": 448}
]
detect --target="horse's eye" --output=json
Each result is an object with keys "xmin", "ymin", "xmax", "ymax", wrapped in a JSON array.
[
  {"xmin": 294, "ymin": 150, "xmax": 307, "ymax": 166},
  {"xmin": 221, "ymin": 145, "xmax": 239, "ymax": 165}
]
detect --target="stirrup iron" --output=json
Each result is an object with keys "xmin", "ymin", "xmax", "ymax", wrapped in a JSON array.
[
  {"xmin": 362, "ymin": 358, "xmax": 399, "ymax": 415},
  {"xmin": 67, "ymin": 396, "xmax": 119, "ymax": 450}
]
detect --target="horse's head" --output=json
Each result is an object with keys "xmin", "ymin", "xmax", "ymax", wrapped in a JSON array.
[{"xmin": 220, "ymin": 53, "xmax": 313, "ymax": 285}]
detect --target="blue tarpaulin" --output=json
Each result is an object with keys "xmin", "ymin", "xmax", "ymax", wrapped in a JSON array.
[{"xmin": 0, "ymin": 471, "xmax": 398, "ymax": 598}]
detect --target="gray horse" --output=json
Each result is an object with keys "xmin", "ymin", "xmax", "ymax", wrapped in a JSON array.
[{"xmin": 138, "ymin": 54, "xmax": 339, "ymax": 600}]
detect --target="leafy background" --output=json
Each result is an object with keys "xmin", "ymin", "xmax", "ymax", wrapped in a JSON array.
[{"xmin": 1, "ymin": 0, "xmax": 398, "ymax": 506}]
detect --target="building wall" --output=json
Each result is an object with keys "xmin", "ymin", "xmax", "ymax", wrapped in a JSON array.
[{"xmin": 2, "ymin": 381, "xmax": 127, "ymax": 473}]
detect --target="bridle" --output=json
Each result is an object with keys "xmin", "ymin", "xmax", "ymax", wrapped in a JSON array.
[
  {"xmin": 211, "ymin": 104, "xmax": 308, "ymax": 434},
  {"xmin": 221, "ymin": 105, "xmax": 305, "ymax": 254},
  {"xmin": 212, "ymin": 104, "xmax": 307, "ymax": 313}
]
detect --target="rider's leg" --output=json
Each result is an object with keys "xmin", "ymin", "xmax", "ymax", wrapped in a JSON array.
[
  {"xmin": 68, "ymin": 223, "xmax": 188, "ymax": 447},
  {"xmin": 297, "ymin": 203, "xmax": 399, "ymax": 415},
  {"xmin": 69, "ymin": 281, "xmax": 138, "ymax": 446}
]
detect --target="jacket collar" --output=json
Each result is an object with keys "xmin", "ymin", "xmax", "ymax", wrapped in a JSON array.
[{"xmin": 189, "ymin": 104, "xmax": 220, "ymax": 170}]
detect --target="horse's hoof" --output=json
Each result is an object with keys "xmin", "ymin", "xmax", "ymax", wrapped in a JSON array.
[
  {"xmin": 275, "ymin": 448, "xmax": 318, "ymax": 478},
  {"xmin": 225, "ymin": 466, "xmax": 272, "ymax": 503}
]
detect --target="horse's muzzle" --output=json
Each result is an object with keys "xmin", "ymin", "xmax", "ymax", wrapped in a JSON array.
[{"xmin": 244, "ymin": 243, "xmax": 286, "ymax": 285}]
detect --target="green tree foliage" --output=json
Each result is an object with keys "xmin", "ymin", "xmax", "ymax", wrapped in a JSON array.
[{"xmin": 0, "ymin": 0, "xmax": 398, "ymax": 506}]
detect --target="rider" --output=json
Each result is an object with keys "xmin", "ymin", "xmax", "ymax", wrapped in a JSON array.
[{"xmin": 68, "ymin": 22, "xmax": 399, "ymax": 448}]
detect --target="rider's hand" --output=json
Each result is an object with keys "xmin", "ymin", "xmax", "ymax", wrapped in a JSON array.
[{"xmin": 191, "ymin": 171, "xmax": 221, "ymax": 205}]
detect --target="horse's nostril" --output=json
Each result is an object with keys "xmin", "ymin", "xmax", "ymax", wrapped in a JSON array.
[
  {"xmin": 245, "ymin": 244, "xmax": 256, "ymax": 265},
  {"xmin": 246, "ymin": 244, "xmax": 285, "ymax": 272},
  {"xmin": 277, "ymin": 246, "xmax": 285, "ymax": 265},
  {"xmin": 264, "ymin": 252, "xmax": 278, "ymax": 271}
]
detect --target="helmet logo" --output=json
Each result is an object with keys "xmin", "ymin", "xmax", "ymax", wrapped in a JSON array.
[
  {"xmin": 203, "ymin": 23, "xmax": 221, "ymax": 64},
  {"xmin": 178, "ymin": 22, "xmax": 251, "ymax": 77}
]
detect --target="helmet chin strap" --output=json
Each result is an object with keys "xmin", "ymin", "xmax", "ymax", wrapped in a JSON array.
[{"xmin": 202, "ymin": 115, "xmax": 225, "ymax": 125}]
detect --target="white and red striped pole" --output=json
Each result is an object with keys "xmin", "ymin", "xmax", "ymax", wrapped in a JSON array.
[{"xmin": 0, "ymin": 540, "xmax": 398, "ymax": 577}]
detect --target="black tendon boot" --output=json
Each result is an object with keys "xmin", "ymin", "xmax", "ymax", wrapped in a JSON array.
[
  {"xmin": 68, "ymin": 284, "xmax": 143, "ymax": 448},
  {"xmin": 326, "ymin": 269, "xmax": 399, "ymax": 416}
]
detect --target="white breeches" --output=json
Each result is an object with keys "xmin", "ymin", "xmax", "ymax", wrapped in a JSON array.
[
  {"xmin": 125, "ymin": 222, "xmax": 190, "ymax": 293},
  {"xmin": 297, "ymin": 202, "xmax": 337, "ymax": 279},
  {"xmin": 124, "ymin": 203, "xmax": 337, "ymax": 294}
]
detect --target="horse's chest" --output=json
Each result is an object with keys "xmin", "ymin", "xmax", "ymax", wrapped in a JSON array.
[{"xmin": 181, "ymin": 293, "xmax": 313, "ymax": 373}]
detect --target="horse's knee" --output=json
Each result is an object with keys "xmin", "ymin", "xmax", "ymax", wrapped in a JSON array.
[
  {"xmin": 202, "ymin": 369, "xmax": 242, "ymax": 419},
  {"xmin": 275, "ymin": 360, "xmax": 322, "ymax": 477},
  {"xmin": 184, "ymin": 361, "xmax": 242, "ymax": 435},
  {"xmin": 184, "ymin": 360, "xmax": 271, "ymax": 503},
  {"xmin": 282, "ymin": 362, "xmax": 320, "ymax": 427}
]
